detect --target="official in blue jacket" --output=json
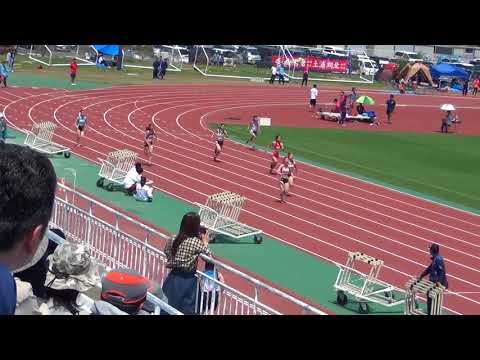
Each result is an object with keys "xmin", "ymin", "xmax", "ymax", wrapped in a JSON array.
[{"xmin": 419, "ymin": 243, "xmax": 448, "ymax": 314}]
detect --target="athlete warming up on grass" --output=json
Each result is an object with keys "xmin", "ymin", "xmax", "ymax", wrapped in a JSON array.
[
  {"xmin": 286, "ymin": 152, "xmax": 298, "ymax": 187},
  {"xmin": 213, "ymin": 123, "xmax": 228, "ymax": 162},
  {"xmin": 270, "ymin": 135, "xmax": 284, "ymax": 174},
  {"xmin": 246, "ymin": 115, "xmax": 260, "ymax": 150},
  {"xmin": 76, "ymin": 109, "xmax": 87, "ymax": 146},
  {"xmin": 277, "ymin": 157, "xmax": 291, "ymax": 203},
  {"xmin": 143, "ymin": 123, "xmax": 156, "ymax": 165}
]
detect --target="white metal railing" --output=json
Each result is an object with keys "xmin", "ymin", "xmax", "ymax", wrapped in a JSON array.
[{"xmin": 53, "ymin": 183, "xmax": 327, "ymax": 315}]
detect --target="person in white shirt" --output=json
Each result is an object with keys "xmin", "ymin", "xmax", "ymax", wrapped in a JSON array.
[
  {"xmin": 270, "ymin": 65, "xmax": 277, "ymax": 84},
  {"xmin": 123, "ymin": 163, "xmax": 143, "ymax": 195},
  {"xmin": 309, "ymin": 84, "xmax": 318, "ymax": 112},
  {"xmin": 134, "ymin": 177, "xmax": 153, "ymax": 202}
]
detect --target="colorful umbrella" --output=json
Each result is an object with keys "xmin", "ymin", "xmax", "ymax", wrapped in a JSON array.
[
  {"xmin": 440, "ymin": 104, "xmax": 455, "ymax": 111},
  {"xmin": 356, "ymin": 95, "xmax": 375, "ymax": 105}
]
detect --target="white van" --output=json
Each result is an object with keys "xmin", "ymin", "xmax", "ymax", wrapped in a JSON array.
[
  {"xmin": 359, "ymin": 59, "xmax": 378, "ymax": 76},
  {"xmin": 323, "ymin": 46, "xmax": 349, "ymax": 58},
  {"xmin": 238, "ymin": 46, "xmax": 261, "ymax": 64}
]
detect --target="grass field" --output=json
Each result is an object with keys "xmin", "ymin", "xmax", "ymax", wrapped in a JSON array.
[
  {"xmin": 225, "ymin": 125, "xmax": 480, "ymax": 212},
  {"xmin": 5, "ymin": 54, "xmax": 395, "ymax": 90}
]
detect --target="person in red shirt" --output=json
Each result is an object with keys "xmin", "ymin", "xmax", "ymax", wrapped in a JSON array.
[
  {"xmin": 70, "ymin": 58, "xmax": 78, "ymax": 86},
  {"xmin": 473, "ymin": 78, "xmax": 479, "ymax": 96},
  {"xmin": 270, "ymin": 135, "xmax": 284, "ymax": 174}
]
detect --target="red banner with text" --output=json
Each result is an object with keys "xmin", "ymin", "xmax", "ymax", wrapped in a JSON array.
[{"xmin": 272, "ymin": 55, "xmax": 349, "ymax": 74}]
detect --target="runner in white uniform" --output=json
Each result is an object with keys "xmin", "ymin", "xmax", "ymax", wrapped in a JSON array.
[
  {"xmin": 246, "ymin": 115, "xmax": 260, "ymax": 150},
  {"xmin": 286, "ymin": 152, "xmax": 298, "ymax": 187},
  {"xmin": 213, "ymin": 123, "xmax": 228, "ymax": 162},
  {"xmin": 277, "ymin": 157, "xmax": 291, "ymax": 203}
]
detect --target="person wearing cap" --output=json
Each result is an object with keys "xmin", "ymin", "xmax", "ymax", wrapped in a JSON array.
[
  {"xmin": 40, "ymin": 241, "xmax": 102, "ymax": 315},
  {"xmin": 0, "ymin": 111, "xmax": 6, "ymax": 143},
  {"xmin": 123, "ymin": 162, "xmax": 143, "ymax": 196},
  {"xmin": 419, "ymin": 243, "xmax": 449, "ymax": 315},
  {"xmin": 162, "ymin": 212, "xmax": 211, "ymax": 314},
  {"xmin": 94, "ymin": 268, "xmax": 166, "ymax": 315},
  {"xmin": 134, "ymin": 176, "xmax": 154, "ymax": 203}
]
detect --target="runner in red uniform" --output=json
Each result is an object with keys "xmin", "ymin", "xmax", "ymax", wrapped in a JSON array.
[
  {"xmin": 276, "ymin": 157, "xmax": 291, "ymax": 203},
  {"xmin": 270, "ymin": 135, "xmax": 284, "ymax": 174},
  {"xmin": 213, "ymin": 123, "xmax": 228, "ymax": 162},
  {"xmin": 286, "ymin": 152, "xmax": 298, "ymax": 187},
  {"xmin": 143, "ymin": 123, "xmax": 156, "ymax": 166}
]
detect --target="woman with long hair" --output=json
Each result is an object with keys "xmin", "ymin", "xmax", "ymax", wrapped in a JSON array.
[
  {"xmin": 162, "ymin": 212, "xmax": 211, "ymax": 314},
  {"xmin": 270, "ymin": 135, "xmax": 284, "ymax": 174},
  {"xmin": 143, "ymin": 123, "xmax": 156, "ymax": 166},
  {"xmin": 213, "ymin": 123, "xmax": 228, "ymax": 162},
  {"xmin": 276, "ymin": 156, "xmax": 291, "ymax": 203}
]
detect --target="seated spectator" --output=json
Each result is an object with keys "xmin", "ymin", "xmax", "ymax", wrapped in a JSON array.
[
  {"xmin": 162, "ymin": 213, "xmax": 211, "ymax": 314},
  {"xmin": 93, "ymin": 268, "xmax": 167, "ymax": 315},
  {"xmin": 134, "ymin": 176, "xmax": 153, "ymax": 203},
  {"xmin": 40, "ymin": 242, "xmax": 101, "ymax": 315},
  {"xmin": 197, "ymin": 257, "xmax": 224, "ymax": 314},
  {"xmin": 356, "ymin": 103, "xmax": 365, "ymax": 115},
  {"xmin": 14, "ymin": 228, "xmax": 61, "ymax": 299},
  {"xmin": 0, "ymin": 143, "xmax": 57, "ymax": 315},
  {"xmin": 123, "ymin": 162, "xmax": 143, "ymax": 196}
]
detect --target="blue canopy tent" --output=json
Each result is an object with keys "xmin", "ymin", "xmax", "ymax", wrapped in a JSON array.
[
  {"xmin": 430, "ymin": 63, "xmax": 470, "ymax": 81},
  {"xmin": 91, "ymin": 45, "xmax": 123, "ymax": 69}
]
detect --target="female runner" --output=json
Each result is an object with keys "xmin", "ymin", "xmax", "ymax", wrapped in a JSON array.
[
  {"xmin": 213, "ymin": 123, "xmax": 228, "ymax": 162},
  {"xmin": 143, "ymin": 123, "xmax": 156, "ymax": 165},
  {"xmin": 270, "ymin": 135, "xmax": 284, "ymax": 174},
  {"xmin": 277, "ymin": 157, "xmax": 291, "ymax": 203},
  {"xmin": 286, "ymin": 152, "xmax": 298, "ymax": 187},
  {"xmin": 246, "ymin": 115, "xmax": 260, "ymax": 150}
]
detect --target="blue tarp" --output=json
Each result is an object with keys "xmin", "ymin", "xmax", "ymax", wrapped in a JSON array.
[
  {"xmin": 430, "ymin": 63, "xmax": 470, "ymax": 80},
  {"xmin": 91, "ymin": 45, "xmax": 120, "ymax": 57}
]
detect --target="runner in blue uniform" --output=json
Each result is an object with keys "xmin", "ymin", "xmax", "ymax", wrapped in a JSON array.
[{"xmin": 76, "ymin": 109, "xmax": 87, "ymax": 146}]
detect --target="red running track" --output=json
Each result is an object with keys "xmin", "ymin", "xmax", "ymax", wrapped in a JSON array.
[{"xmin": 4, "ymin": 83, "xmax": 480, "ymax": 315}]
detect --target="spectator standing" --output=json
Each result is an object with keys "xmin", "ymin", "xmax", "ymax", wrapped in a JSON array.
[
  {"xmin": 219, "ymin": 55, "xmax": 225, "ymax": 67},
  {"xmin": 162, "ymin": 212, "xmax": 211, "ymax": 314},
  {"xmin": 6, "ymin": 50, "xmax": 12, "ymax": 71},
  {"xmin": 349, "ymin": 87, "xmax": 357, "ymax": 113},
  {"xmin": 278, "ymin": 63, "xmax": 286, "ymax": 85},
  {"xmin": 270, "ymin": 64, "xmax": 277, "ymax": 84},
  {"xmin": 309, "ymin": 84, "xmax": 318, "ymax": 112},
  {"xmin": 301, "ymin": 68, "xmax": 309, "ymax": 86},
  {"xmin": 386, "ymin": 94, "xmax": 396, "ymax": 124},
  {"xmin": 472, "ymin": 77, "xmax": 479, "ymax": 96},
  {"xmin": 70, "ymin": 58, "xmax": 78, "ymax": 86},
  {"xmin": 419, "ymin": 243, "xmax": 448, "ymax": 315},
  {"xmin": 462, "ymin": 79, "xmax": 469, "ymax": 96},
  {"xmin": 160, "ymin": 58, "xmax": 168, "ymax": 80},
  {"xmin": 0, "ymin": 111, "xmax": 6, "ymax": 143},
  {"xmin": 153, "ymin": 57, "xmax": 160, "ymax": 79},
  {"xmin": 0, "ymin": 143, "xmax": 57, "ymax": 315},
  {"xmin": 0, "ymin": 61, "xmax": 9, "ymax": 87},
  {"xmin": 338, "ymin": 91, "xmax": 348, "ymax": 126},
  {"xmin": 441, "ymin": 110, "xmax": 453, "ymax": 133}
]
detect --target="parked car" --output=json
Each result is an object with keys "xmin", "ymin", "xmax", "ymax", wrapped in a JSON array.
[
  {"xmin": 238, "ymin": 46, "xmax": 261, "ymax": 64},
  {"xmin": 322, "ymin": 46, "xmax": 349, "ymax": 58},
  {"xmin": 359, "ymin": 59, "xmax": 378, "ymax": 76},
  {"xmin": 394, "ymin": 51, "xmax": 423, "ymax": 63}
]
